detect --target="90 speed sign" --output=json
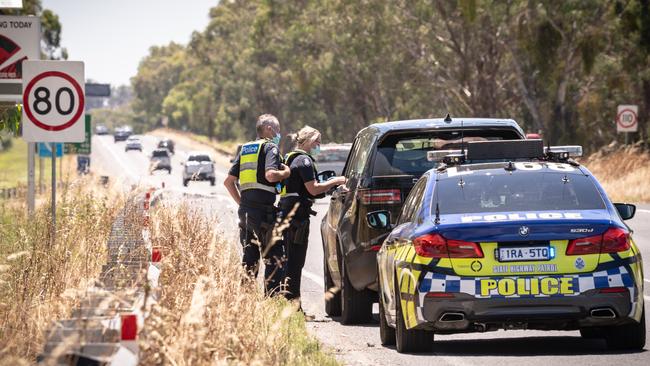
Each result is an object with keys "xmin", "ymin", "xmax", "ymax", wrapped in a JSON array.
[{"xmin": 21, "ymin": 61, "xmax": 85, "ymax": 142}]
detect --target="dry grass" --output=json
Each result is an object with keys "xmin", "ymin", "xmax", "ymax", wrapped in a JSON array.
[
  {"xmin": 141, "ymin": 203, "xmax": 337, "ymax": 365},
  {"xmin": 0, "ymin": 179, "xmax": 123, "ymax": 364},
  {"xmin": 580, "ymin": 143, "xmax": 650, "ymax": 203}
]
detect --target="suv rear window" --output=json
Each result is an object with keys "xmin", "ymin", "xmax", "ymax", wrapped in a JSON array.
[
  {"xmin": 372, "ymin": 129, "xmax": 521, "ymax": 176},
  {"xmin": 434, "ymin": 171, "xmax": 605, "ymax": 214},
  {"xmin": 189, "ymin": 155, "xmax": 211, "ymax": 162},
  {"xmin": 152, "ymin": 150, "xmax": 169, "ymax": 157}
]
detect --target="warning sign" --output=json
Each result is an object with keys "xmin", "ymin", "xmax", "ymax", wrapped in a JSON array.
[
  {"xmin": 616, "ymin": 105, "xmax": 638, "ymax": 133},
  {"xmin": 0, "ymin": 15, "xmax": 39, "ymax": 80}
]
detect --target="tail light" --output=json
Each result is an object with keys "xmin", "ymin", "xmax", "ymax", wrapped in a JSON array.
[
  {"xmin": 359, "ymin": 189, "xmax": 401, "ymax": 205},
  {"xmin": 598, "ymin": 287, "xmax": 628, "ymax": 294},
  {"xmin": 566, "ymin": 227, "xmax": 630, "ymax": 255},
  {"xmin": 425, "ymin": 292, "xmax": 455, "ymax": 298},
  {"xmin": 121, "ymin": 314, "xmax": 137, "ymax": 341},
  {"xmin": 413, "ymin": 234, "xmax": 483, "ymax": 258}
]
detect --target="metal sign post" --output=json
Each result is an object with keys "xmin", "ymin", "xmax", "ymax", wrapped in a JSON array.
[{"xmin": 51, "ymin": 142, "xmax": 55, "ymax": 240}]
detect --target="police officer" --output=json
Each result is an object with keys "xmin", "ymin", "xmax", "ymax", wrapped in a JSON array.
[
  {"xmin": 224, "ymin": 114, "xmax": 291, "ymax": 296},
  {"xmin": 279, "ymin": 126, "xmax": 345, "ymax": 305}
]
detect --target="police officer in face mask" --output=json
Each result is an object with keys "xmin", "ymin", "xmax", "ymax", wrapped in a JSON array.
[
  {"xmin": 279, "ymin": 126, "xmax": 346, "ymax": 308},
  {"xmin": 224, "ymin": 114, "xmax": 291, "ymax": 296}
]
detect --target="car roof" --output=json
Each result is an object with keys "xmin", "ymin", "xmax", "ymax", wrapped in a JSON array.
[
  {"xmin": 359, "ymin": 117, "xmax": 524, "ymax": 137},
  {"xmin": 433, "ymin": 161, "xmax": 587, "ymax": 180},
  {"xmin": 187, "ymin": 151, "xmax": 211, "ymax": 156}
]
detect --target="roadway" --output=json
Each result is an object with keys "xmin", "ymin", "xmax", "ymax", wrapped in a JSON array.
[{"xmin": 92, "ymin": 133, "xmax": 650, "ymax": 365}]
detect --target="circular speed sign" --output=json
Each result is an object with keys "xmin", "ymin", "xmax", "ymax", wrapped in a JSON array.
[
  {"xmin": 616, "ymin": 108, "xmax": 637, "ymax": 129},
  {"xmin": 23, "ymin": 71, "xmax": 85, "ymax": 131}
]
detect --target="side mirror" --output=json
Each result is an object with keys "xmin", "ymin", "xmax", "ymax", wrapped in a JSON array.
[
  {"xmin": 614, "ymin": 203, "xmax": 636, "ymax": 220},
  {"xmin": 366, "ymin": 210, "xmax": 392, "ymax": 230},
  {"xmin": 317, "ymin": 170, "xmax": 336, "ymax": 183}
]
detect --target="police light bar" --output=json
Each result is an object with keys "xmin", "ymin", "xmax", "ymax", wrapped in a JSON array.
[
  {"xmin": 427, "ymin": 149, "xmax": 461, "ymax": 162},
  {"xmin": 545, "ymin": 145, "xmax": 583, "ymax": 158},
  {"xmin": 466, "ymin": 139, "xmax": 545, "ymax": 161}
]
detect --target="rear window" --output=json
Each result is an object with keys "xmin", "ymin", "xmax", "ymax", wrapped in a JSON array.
[
  {"xmin": 372, "ymin": 129, "xmax": 521, "ymax": 176},
  {"xmin": 434, "ymin": 171, "xmax": 605, "ymax": 214},
  {"xmin": 152, "ymin": 150, "xmax": 169, "ymax": 157},
  {"xmin": 189, "ymin": 155, "xmax": 211, "ymax": 162}
]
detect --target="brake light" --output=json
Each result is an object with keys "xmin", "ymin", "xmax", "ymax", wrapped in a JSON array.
[
  {"xmin": 359, "ymin": 189, "xmax": 401, "ymax": 205},
  {"xmin": 598, "ymin": 287, "xmax": 628, "ymax": 294},
  {"xmin": 413, "ymin": 234, "xmax": 483, "ymax": 258},
  {"xmin": 425, "ymin": 292, "xmax": 455, "ymax": 298},
  {"xmin": 601, "ymin": 227, "xmax": 630, "ymax": 253},
  {"xmin": 566, "ymin": 227, "xmax": 630, "ymax": 255}
]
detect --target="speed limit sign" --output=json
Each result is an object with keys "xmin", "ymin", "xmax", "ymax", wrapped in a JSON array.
[
  {"xmin": 616, "ymin": 104, "xmax": 638, "ymax": 133},
  {"xmin": 22, "ymin": 61, "xmax": 85, "ymax": 142}
]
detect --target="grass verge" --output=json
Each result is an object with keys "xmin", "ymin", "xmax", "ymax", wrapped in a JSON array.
[
  {"xmin": 141, "ymin": 203, "xmax": 337, "ymax": 365},
  {"xmin": 0, "ymin": 180, "xmax": 123, "ymax": 364},
  {"xmin": 581, "ymin": 143, "xmax": 650, "ymax": 203}
]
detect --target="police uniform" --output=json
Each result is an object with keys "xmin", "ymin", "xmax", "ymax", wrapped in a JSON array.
[
  {"xmin": 229, "ymin": 138, "xmax": 285, "ymax": 295},
  {"xmin": 279, "ymin": 149, "xmax": 323, "ymax": 300}
]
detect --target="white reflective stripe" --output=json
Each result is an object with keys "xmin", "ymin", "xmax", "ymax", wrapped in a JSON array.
[
  {"xmin": 240, "ymin": 182, "xmax": 277, "ymax": 193},
  {"xmin": 282, "ymin": 193, "xmax": 300, "ymax": 197},
  {"xmin": 240, "ymin": 162, "xmax": 257, "ymax": 171}
]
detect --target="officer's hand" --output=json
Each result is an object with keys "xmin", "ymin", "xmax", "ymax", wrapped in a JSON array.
[
  {"xmin": 280, "ymin": 163, "xmax": 290, "ymax": 171},
  {"xmin": 331, "ymin": 176, "xmax": 347, "ymax": 186}
]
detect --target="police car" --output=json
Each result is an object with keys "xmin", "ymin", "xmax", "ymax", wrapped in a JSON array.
[{"xmin": 369, "ymin": 139, "xmax": 645, "ymax": 353}]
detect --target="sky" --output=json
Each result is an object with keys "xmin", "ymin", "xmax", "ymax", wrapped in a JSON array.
[{"xmin": 42, "ymin": 0, "xmax": 217, "ymax": 87}]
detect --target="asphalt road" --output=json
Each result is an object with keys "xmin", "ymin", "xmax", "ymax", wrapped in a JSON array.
[{"xmin": 93, "ymin": 133, "xmax": 650, "ymax": 365}]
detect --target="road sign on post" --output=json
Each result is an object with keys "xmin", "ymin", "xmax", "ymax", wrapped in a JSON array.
[
  {"xmin": 0, "ymin": 15, "xmax": 40, "ymax": 101},
  {"xmin": 38, "ymin": 142, "xmax": 63, "ymax": 157},
  {"xmin": 616, "ymin": 105, "xmax": 638, "ymax": 133},
  {"xmin": 22, "ymin": 61, "xmax": 85, "ymax": 142},
  {"xmin": 65, "ymin": 114, "xmax": 91, "ymax": 154}
]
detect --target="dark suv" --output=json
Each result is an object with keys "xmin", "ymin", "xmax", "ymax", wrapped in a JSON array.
[{"xmin": 320, "ymin": 117, "xmax": 526, "ymax": 324}]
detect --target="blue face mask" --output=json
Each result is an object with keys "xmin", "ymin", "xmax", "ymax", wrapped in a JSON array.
[
  {"xmin": 311, "ymin": 144, "xmax": 321, "ymax": 156},
  {"xmin": 271, "ymin": 134, "xmax": 281, "ymax": 145}
]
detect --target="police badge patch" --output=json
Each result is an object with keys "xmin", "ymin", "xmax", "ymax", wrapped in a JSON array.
[{"xmin": 304, "ymin": 158, "xmax": 311, "ymax": 166}]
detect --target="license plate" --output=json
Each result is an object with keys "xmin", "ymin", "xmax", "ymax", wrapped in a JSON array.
[{"xmin": 496, "ymin": 246, "xmax": 551, "ymax": 262}]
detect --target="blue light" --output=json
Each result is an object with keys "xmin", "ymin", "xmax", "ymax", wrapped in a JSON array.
[{"xmin": 549, "ymin": 246, "xmax": 556, "ymax": 259}]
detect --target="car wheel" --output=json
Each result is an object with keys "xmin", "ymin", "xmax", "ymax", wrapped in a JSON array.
[
  {"xmin": 579, "ymin": 327, "xmax": 604, "ymax": 339},
  {"xmin": 395, "ymin": 273, "xmax": 433, "ymax": 353},
  {"xmin": 168, "ymin": 169, "xmax": 172, "ymax": 174},
  {"xmin": 604, "ymin": 308, "xmax": 646, "ymax": 350},
  {"xmin": 378, "ymin": 274, "xmax": 396, "ymax": 346},
  {"xmin": 210, "ymin": 178, "xmax": 216, "ymax": 186},
  {"xmin": 324, "ymin": 255, "xmax": 341, "ymax": 317},
  {"xmin": 340, "ymin": 253, "xmax": 373, "ymax": 325},
  {"xmin": 183, "ymin": 179, "xmax": 188, "ymax": 187}
]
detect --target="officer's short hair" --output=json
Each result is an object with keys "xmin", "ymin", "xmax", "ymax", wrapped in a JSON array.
[{"xmin": 256, "ymin": 114, "xmax": 279, "ymax": 136}]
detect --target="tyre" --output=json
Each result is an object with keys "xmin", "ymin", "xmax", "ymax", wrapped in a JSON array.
[
  {"xmin": 324, "ymin": 256, "xmax": 341, "ymax": 317},
  {"xmin": 210, "ymin": 178, "xmax": 216, "ymax": 186},
  {"xmin": 378, "ymin": 278, "xmax": 396, "ymax": 346},
  {"xmin": 183, "ymin": 179, "xmax": 189, "ymax": 187},
  {"xmin": 340, "ymin": 255, "xmax": 373, "ymax": 324},
  {"xmin": 579, "ymin": 327, "xmax": 604, "ymax": 339},
  {"xmin": 168, "ymin": 168, "xmax": 172, "ymax": 174},
  {"xmin": 395, "ymin": 275, "xmax": 433, "ymax": 353},
  {"xmin": 604, "ymin": 308, "xmax": 646, "ymax": 350}
]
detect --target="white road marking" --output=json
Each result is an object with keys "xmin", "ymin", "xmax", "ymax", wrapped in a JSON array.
[
  {"xmin": 645, "ymin": 295, "xmax": 650, "ymax": 301},
  {"xmin": 637, "ymin": 209, "xmax": 650, "ymax": 214},
  {"xmin": 303, "ymin": 269, "xmax": 324, "ymax": 288},
  {"xmin": 645, "ymin": 279, "xmax": 650, "ymax": 284},
  {"xmin": 95, "ymin": 136, "xmax": 138, "ymax": 181}
]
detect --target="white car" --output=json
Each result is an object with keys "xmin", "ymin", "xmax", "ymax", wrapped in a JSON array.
[
  {"xmin": 182, "ymin": 151, "xmax": 216, "ymax": 186},
  {"xmin": 125, "ymin": 136, "xmax": 143, "ymax": 152}
]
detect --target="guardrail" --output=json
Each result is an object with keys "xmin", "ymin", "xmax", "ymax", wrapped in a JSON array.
[
  {"xmin": 37, "ymin": 186, "xmax": 164, "ymax": 365},
  {"xmin": 0, "ymin": 182, "xmax": 71, "ymax": 200}
]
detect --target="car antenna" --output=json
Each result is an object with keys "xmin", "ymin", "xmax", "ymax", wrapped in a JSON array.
[
  {"xmin": 460, "ymin": 118, "xmax": 465, "ymax": 157},
  {"xmin": 444, "ymin": 113, "xmax": 452, "ymax": 123},
  {"xmin": 434, "ymin": 174, "xmax": 441, "ymax": 225}
]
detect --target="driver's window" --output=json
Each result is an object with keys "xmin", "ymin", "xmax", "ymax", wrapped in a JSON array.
[{"xmin": 397, "ymin": 178, "xmax": 427, "ymax": 225}]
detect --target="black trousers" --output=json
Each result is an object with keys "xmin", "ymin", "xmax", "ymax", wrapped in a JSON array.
[
  {"xmin": 280, "ymin": 199, "xmax": 312, "ymax": 300},
  {"xmin": 238, "ymin": 204, "xmax": 286, "ymax": 296}
]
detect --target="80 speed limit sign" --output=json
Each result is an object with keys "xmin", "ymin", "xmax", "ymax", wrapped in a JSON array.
[{"xmin": 22, "ymin": 61, "xmax": 85, "ymax": 142}]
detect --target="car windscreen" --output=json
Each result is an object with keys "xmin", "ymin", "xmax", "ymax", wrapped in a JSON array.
[
  {"xmin": 372, "ymin": 129, "xmax": 521, "ymax": 177},
  {"xmin": 317, "ymin": 148, "xmax": 351, "ymax": 162},
  {"xmin": 433, "ymin": 171, "xmax": 606, "ymax": 214},
  {"xmin": 188, "ymin": 155, "xmax": 211, "ymax": 162},
  {"xmin": 152, "ymin": 150, "xmax": 169, "ymax": 157}
]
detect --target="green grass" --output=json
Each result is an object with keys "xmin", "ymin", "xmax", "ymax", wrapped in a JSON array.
[{"xmin": 0, "ymin": 138, "xmax": 73, "ymax": 189}]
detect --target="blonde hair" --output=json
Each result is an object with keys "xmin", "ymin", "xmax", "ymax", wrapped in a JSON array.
[{"xmin": 295, "ymin": 125, "xmax": 320, "ymax": 145}]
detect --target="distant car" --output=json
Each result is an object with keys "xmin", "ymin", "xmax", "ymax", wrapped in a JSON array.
[
  {"xmin": 125, "ymin": 136, "xmax": 143, "ymax": 152},
  {"xmin": 316, "ymin": 143, "xmax": 352, "ymax": 176},
  {"xmin": 150, "ymin": 148, "xmax": 171, "ymax": 174},
  {"xmin": 95, "ymin": 124, "xmax": 109, "ymax": 135},
  {"xmin": 157, "ymin": 138, "xmax": 175, "ymax": 154},
  {"xmin": 114, "ymin": 127, "xmax": 132, "ymax": 142},
  {"xmin": 182, "ymin": 151, "xmax": 216, "ymax": 186}
]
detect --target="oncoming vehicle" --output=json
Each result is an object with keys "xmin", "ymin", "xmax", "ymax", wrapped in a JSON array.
[
  {"xmin": 182, "ymin": 151, "xmax": 216, "ymax": 186},
  {"xmin": 95, "ymin": 124, "xmax": 109, "ymax": 135},
  {"xmin": 125, "ymin": 136, "xmax": 143, "ymax": 152},
  {"xmin": 113, "ymin": 126, "xmax": 132, "ymax": 142},
  {"xmin": 316, "ymin": 143, "xmax": 352, "ymax": 176},
  {"xmin": 321, "ymin": 117, "xmax": 526, "ymax": 324},
  {"xmin": 157, "ymin": 138, "xmax": 175, "ymax": 154},
  {"xmin": 149, "ymin": 148, "xmax": 171, "ymax": 174},
  {"xmin": 371, "ymin": 140, "xmax": 645, "ymax": 352}
]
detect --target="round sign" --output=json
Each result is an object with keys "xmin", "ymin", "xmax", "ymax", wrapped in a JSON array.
[
  {"xmin": 616, "ymin": 108, "xmax": 638, "ymax": 129},
  {"xmin": 22, "ymin": 71, "xmax": 85, "ymax": 131}
]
